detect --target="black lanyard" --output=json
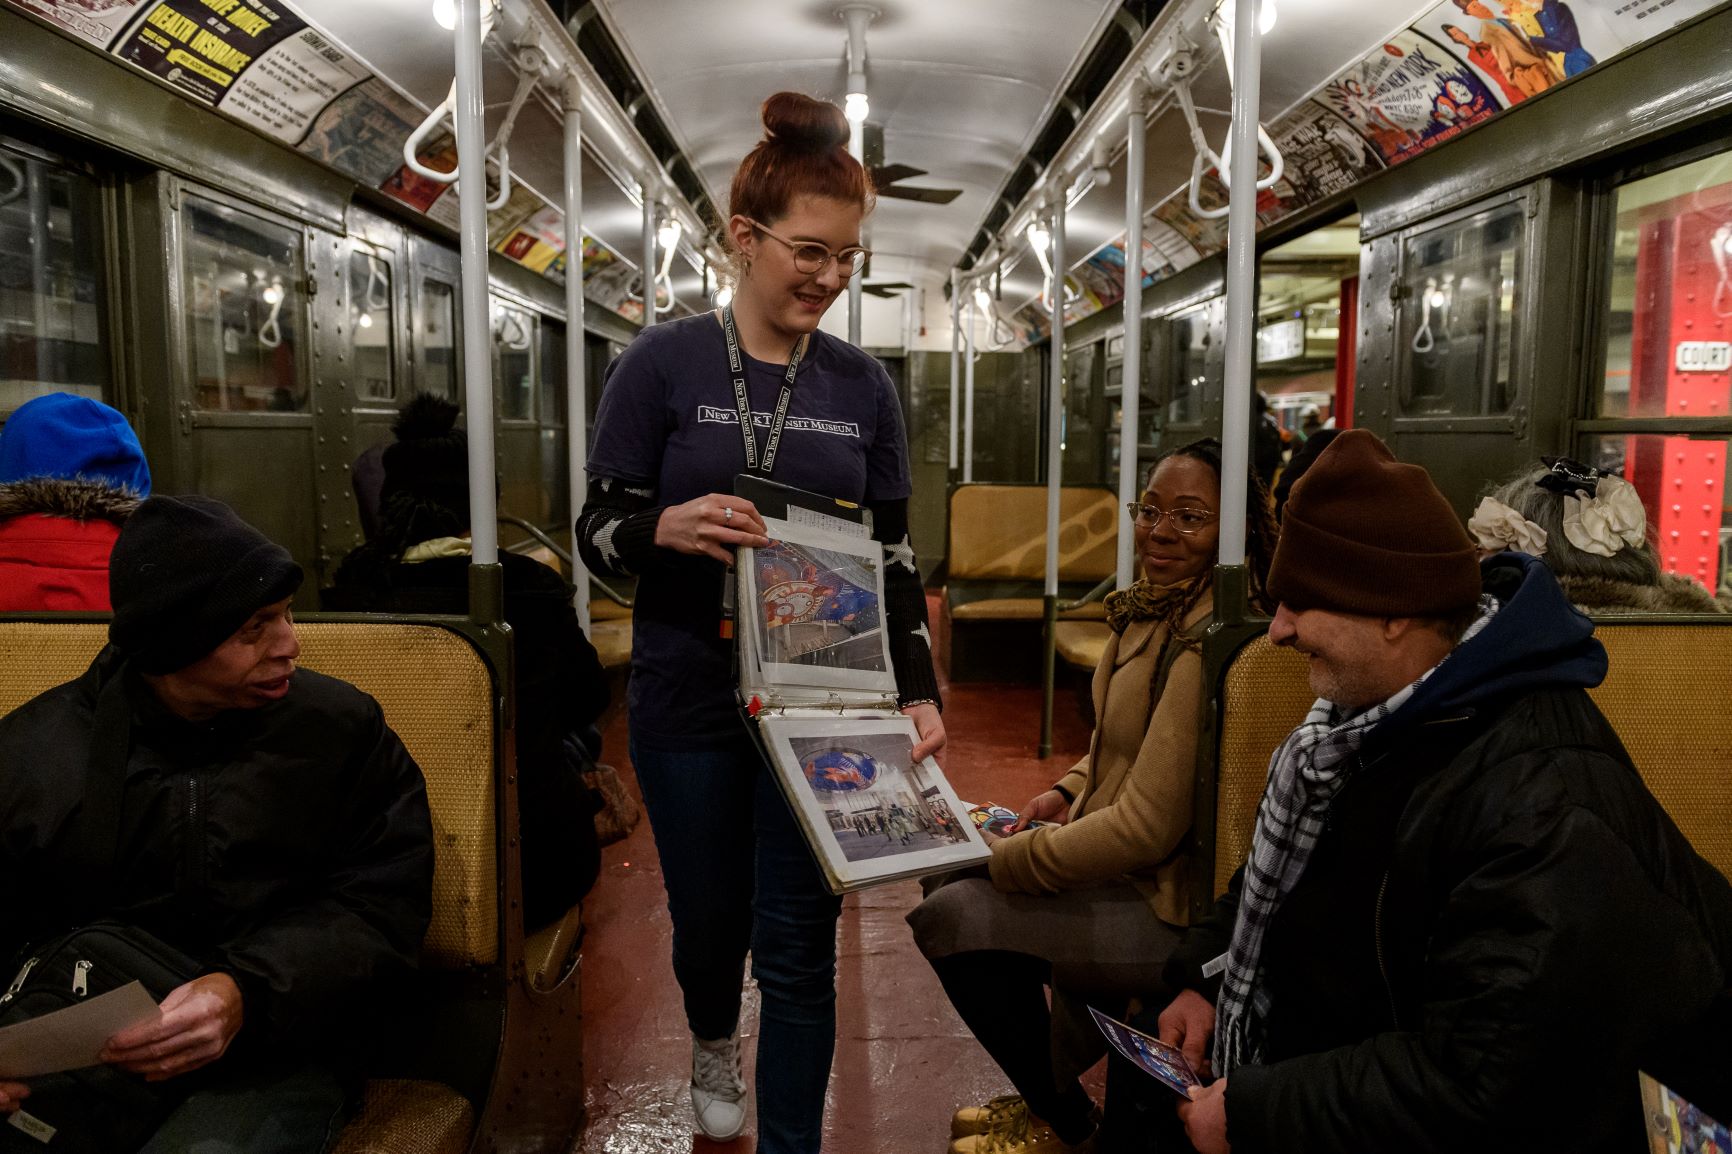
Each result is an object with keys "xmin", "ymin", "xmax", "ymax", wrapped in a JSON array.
[{"xmin": 722, "ymin": 304, "xmax": 806, "ymax": 476}]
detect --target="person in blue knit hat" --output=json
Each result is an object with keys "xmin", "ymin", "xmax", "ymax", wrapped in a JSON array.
[{"xmin": 0, "ymin": 393, "xmax": 151, "ymax": 610}]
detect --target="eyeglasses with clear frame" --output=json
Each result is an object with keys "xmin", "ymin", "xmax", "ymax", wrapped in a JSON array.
[
  {"xmin": 748, "ymin": 219, "xmax": 870, "ymax": 278},
  {"xmin": 1125, "ymin": 502, "xmax": 1218, "ymax": 534}
]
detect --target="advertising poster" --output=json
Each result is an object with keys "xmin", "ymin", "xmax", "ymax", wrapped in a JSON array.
[
  {"xmin": 1153, "ymin": 198, "xmax": 1229, "ymax": 260},
  {"xmin": 110, "ymin": 0, "xmax": 305, "ymax": 109},
  {"xmin": 1412, "ymin": 0, "xmax": 1620, "ymax": 106},
  {"xmin": 1261, "ymin": 99, "xmax": 1385, "ymax": 220},
  {"xmin": 299, "ymin": 77, "xmax": 420, "ymax": 188},
  {"xmin": 10, "ymin": 0, "xmax": 150, "ymax": 48},
  {"xmin": 484, "ymin": 184, "xmax": 541, "ymax": 246},
  {"xmin": 1317, "ymin": 30, "xmax": 1501, "ymax": 166},
  {"xmin": 495, "ymin": 204, "xmax": 566, "ymax": 276},
  {"xmin": 1592, "ymin": 0, "xmax": 1721, "ymax": 45},
  {"xmin": 217, "ymin": 23, "xmax": 369, "ymax": 144},
  {"xmin": 1144, "ymin": 215, "xmax": 1203, "ymax": 278},
  {"xmin": 380, "ymin": 128, "xmax": 457, "ymax": 216}
]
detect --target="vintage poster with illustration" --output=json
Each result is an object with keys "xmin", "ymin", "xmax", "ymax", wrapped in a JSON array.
[
  {"xmin": 10, "ymin": 0, "xmax": 151, "ymax": 48},
  {"xmin": 299, "ymin": 77, "xmax": 421, "ymax": 188},
  {"xmin": 1410, "ymin": 0, "xmax": 1620, "ymax": 108},
  {"xmin": 380, "ymin": 128, "xmax": 457, "ymax": 216},
  {"xmin": 759, "ymin": 715, "xmax": 989, "ymax": 893},
  {"xmin": 1316, "ymin": 29, "xmax": 1501, "ymax": 166}
]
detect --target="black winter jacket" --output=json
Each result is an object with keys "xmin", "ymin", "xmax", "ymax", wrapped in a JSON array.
[
  {"xmin": 0, "ymin": 651, "xmax": 434, "ymax": 1056},
  {"xmin": 1167, "ymin": 554, "xmax": 1732, "ymax": 1153}
]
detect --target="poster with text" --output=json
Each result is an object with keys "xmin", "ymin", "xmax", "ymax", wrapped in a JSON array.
[
  {"xmin": 299, "ymin": 77, "xmax": 420, "ymax": 188},
  {"xmin": 10, "ymin": 0, "xmax": 150, "ymax": 48},
  {"xmin": 381, "ymin": 127, "xmax": 457, "ymax": 215},
  {"xmin": 1317, "ymin": 30, "xmax": 1502, "ymax": 166},
  {"xmin": 1593, "ymin": 0, "xmax": 1722, "ymax": 45},
  {"xmin": 1412, "ymin": 0, "xmax": 1621, "ymax": 107},
  {"xmin": 1153, "ymin": 198, "xmax": 1229, "ymax": 260},
  {"xmin": 217, "ymin": 22, "xmax": 369, "ymax": 144},
  {"xmin": 110, "ymin": 0, "xmax": 304, "ymax": 109},
  {"xmin": 1260, "ymin": 99, "xmax": 1385, "ymax": 221},
  {"xmin": 496, "ymin": 204, "xmax": 566, "ymax": 275}
]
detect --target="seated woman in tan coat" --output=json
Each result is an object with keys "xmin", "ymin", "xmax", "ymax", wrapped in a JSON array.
[{"xmin": 908, "ymin": 439, "xmax": 1277, "ymax": 1154}]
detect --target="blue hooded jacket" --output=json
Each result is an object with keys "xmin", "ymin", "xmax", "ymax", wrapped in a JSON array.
[{"xmin": 0, "ymin": 393, "xmax": 150, "ymax": 495}]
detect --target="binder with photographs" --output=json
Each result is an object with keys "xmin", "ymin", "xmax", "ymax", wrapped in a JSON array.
[{"xmin": 734, "ymin": 476, "xmax": 990, "ymax": 893}]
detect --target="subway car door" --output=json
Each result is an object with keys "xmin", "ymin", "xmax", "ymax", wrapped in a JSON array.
[
  {"xmin": 159, "ymin": 178, "xmax": 322, "ymax": 599},
  {"xmin": 1354, "ymin": 186, "xmax": 1563, "ymax": 510}
]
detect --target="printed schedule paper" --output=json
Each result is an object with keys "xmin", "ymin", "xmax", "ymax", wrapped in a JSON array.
[{"xmin": 0, "ymin": 981, "xmax": 159, "ymax": 1078}]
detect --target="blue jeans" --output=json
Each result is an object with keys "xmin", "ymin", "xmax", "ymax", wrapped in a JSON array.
[{"xmin": 631, "ymin": 732, "xmax": 843, "ymax": 1154}]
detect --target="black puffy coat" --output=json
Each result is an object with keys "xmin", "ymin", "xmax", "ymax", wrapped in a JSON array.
[
  {"xmin": 1166, "ymin": 555, "xmax": 1732, "ymax": 1152},
  {"xmin": 0, "ymin": 652, "xmax": 434, "ymax": 1056}
]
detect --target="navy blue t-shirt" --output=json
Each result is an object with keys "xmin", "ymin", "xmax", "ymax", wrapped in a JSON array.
[{"xmin": 587, "ymin": 312, "xmax": 911, "ymax": 746}]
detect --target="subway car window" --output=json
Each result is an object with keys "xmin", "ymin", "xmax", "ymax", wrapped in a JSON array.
[
  {"xmin": 1590, "ymin": 434, "xmax": 1730, "ymax": 597},
  {"xmin": 1600, "ymin": 151, "xmax": 1732, "ymax": 420},
  {"xmin": 0, "ymin": 144, "xmax": 109, "ymax": 414},
  {"xmin": 1164, "ymin": 304, "xmax": 1210, "ymax": 427},
  {"xmin": 182, "ymin": 195, "xmax": 305, "ymax": 412},
  {"xmin": 419, "ymin": 278, "xmax": 457, "ymax": 400},
  {"xmin": 540, "ymin": 317, "xmax": 566, "ymax": 427},
  {"xmin": 348, "ymin": 249, "xmax": 394, "ymax": 401},
  {"xmin": 1396, "ymin": 202, "xmax": 1523, "ymax": 419},
  {"xmin": 493, "ymin": 302, "xmax": 535, "ymax": 422}
]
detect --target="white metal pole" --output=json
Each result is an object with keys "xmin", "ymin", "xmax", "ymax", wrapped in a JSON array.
[
  {"xmin": 848, "ymin": 118, "xmax": 864, "ymax": 347},
  {"xmin": 962, "ymin": 293, "xmax": 977, "ymax": 483},
  {"xmin": 948, "ymin": 269, "xmax": 960, "ymax": 473},
  {"xmin": 1117, "ymin": 85, "xmax": 1148, "ymax": 590},
  {"xmin": 453, "ymin": 0, "xmax": 498, "ymax": 566},
  {"xmin": 641, "ymin": 188, "xmax": 657, "ymax": 329},
  {"xmin": 1219, "ymin": 0, "xmax": 1263, "ymax": 569},
  {"xmin": 563, "ymin": 73, "xmax": 591, "ymax": 635},
  {"xmin": 1044, "ymin": 205, "xmax": 1066, "ymax": 602}
]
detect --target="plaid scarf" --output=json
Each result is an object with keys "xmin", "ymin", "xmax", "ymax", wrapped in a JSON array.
[{"xmin": 1212, "ymin": 596, "xmax": 1499, "ymax": 1074}]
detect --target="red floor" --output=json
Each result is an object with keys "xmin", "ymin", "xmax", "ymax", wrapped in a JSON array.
[{"xmin": 578, "ymin": 660, "xmax": 1096, "ymax": 1152}]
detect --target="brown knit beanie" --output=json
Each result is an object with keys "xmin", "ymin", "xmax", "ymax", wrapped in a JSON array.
[{"xmin": 1268, "ymin": 429, "xmax": 1479, "ymax": 616}]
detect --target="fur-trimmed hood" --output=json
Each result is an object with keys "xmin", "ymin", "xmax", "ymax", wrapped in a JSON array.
[
  {"xmin": 1556, "ymin": 571, "xmax": 1730, "ymax": 615},
  {"xmin": 0, "ymin": 476, "xmax": 141, "ymax": 525}
]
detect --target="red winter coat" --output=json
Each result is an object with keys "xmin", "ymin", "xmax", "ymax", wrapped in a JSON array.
[{"xmin": 0, "ymin": 478, "xmax": 139, "ymax": 611}]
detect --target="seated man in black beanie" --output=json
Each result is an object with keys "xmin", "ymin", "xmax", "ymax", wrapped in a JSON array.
[
  {"xmin": 0, "ymin": 495, "xmax": 433, "ymax": 1154},
  {"xmin": 1103, "ymin": 431, "xmax": 1732, "ymax": 1154}
]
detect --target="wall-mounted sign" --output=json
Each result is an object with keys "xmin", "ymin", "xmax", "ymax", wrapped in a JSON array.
[
  {"xmin": 1675, "ymin": 342, "xmax": 1732, "ymax": 373},
  {"xmin": 1258, "ymin": 317, "xmax": 1307, "ymax": 363}
]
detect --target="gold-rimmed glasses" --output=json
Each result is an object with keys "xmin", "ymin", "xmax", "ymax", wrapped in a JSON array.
[
  {"xmin": 748, "ymin": 219, "xmax": 870, "ymax": 278},
  {"xmin": 1125, "ymin": 502, "xmax": 1217, "ymax": 534}
]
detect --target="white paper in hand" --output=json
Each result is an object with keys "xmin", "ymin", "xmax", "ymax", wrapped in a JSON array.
[{"xmin": 0, "ymin": 981, "xmax": 160, "ymax": 1078}]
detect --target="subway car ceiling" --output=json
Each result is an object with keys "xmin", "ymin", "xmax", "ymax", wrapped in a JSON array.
[{"xmin": 2, "ymin": 0, "xmax": 1727, "ymax": 348}]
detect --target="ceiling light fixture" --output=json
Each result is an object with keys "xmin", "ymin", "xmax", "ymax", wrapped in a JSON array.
[{"xmin": 844, "ymin": 91, "xmax": 870, "ymax": 124}]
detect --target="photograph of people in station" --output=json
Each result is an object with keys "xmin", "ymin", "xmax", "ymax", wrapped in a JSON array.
[
  {"xmin": 754, "ymin": 536, "xmax": 886, "ymax": 674},
  {"xmin": 789, "ymin": 732, "xmax": 970, "ymax": 864}
]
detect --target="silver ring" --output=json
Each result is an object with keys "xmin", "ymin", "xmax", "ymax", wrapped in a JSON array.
[{"xmin": 723, "ymin": 507, "xmax": 734, "ymax": 522}]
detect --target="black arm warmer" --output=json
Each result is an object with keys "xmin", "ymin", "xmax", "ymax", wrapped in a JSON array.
[
  {"xmin": 575, "ymin": 475, "xmax": 664, "ymax": 579},
  {"xmin": 868, "ymin": 497, "xmax": 942, "ymax": 711}
]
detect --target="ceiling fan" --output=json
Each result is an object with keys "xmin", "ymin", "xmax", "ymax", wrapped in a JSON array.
[{"xmin": 863, "ymin": 123, "xmax": 962, "ymax": 205}]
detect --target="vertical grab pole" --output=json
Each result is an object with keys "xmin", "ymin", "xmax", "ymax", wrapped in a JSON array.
[
  {"xmin": 563, "ymin": 73, "xmax": 591, "ymax": 635},
  {"xmin": 848, "ymin": 116, "xmax": 864, "ymax": 347},
  {"xmin": 641, "ymin": 187, "xmax": 658, "ymax": 329},
  {"xmin": 1039, "ymin": 201, "xmax": 1066, "ymax": 758},
  {"xmin": 962, "ymin": 290, "xmax": 976, "ymax": 483},
  {"xmin": 453, "ymin": 0, "xmax": 501, "ymax": 621},
  {"xmin": 1216, "ymin": 0, "xmax": 1263, "ymax": 621},
  {"xmin": 1117, "ymin": 85, "xmax": 1148, "ymax": 591},
  {"xmin": 948, "ymin": 269, "xmax": 960, "ymax": 475}
]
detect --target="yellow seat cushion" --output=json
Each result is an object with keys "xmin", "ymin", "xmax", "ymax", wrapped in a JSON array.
[
  {"xmin": 948, "ymin": 485, "xmax": 1118, "ymax": 582},
  {"xmin": 591, "ymin": 619, "xmax": 632, "ymax": 669},
  {"xmin": 330, "ymin": 1079, "xmax": 474, "ymax": 1154},
  {"xmin": 1054, "ymin": 621, "xmax": 1111, "ymax": 670},
  {"xmin": 950, "ymin": 598, "xmax": 1108, "ymax": 621},
  {"xmin": 1214, "ymin": 636, "xmax": 1314, "ymax": 896},
  {"xmin": 1591, "ymin": 623, "xmax": 1732, "ymax": 879},
  {"xmin": 589, "ymin": 597, "xmax": 632, "ymax": 621}
]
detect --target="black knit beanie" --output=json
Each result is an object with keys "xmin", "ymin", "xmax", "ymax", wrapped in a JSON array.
[
  {"xmin": 109, "ymin": 495, "xmax": 304, "ymax": 673},
  {"xmin": 1268, "ymin": 429, "xmax": 1480, "ymax": 616},
  {"xmin": 380, "ymin": 393, "xmax": 470, "ymax": 536}
]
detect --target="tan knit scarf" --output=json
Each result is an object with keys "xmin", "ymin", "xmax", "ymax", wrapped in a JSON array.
[{"xmin": 1103, "ymin": 576, "xmax": 1210, "ymax": 648}]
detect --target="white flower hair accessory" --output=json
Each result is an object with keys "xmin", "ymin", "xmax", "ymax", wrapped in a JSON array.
[
  {"xmin": 1561, "ymin": 473, "xmax": 1646, "ymax": 557},
  {"xmin": 1468, "ymin": 498, "xmax": 1548, "ymax": 556}
]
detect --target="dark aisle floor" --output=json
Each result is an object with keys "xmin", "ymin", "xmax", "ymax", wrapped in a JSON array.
[{"xmin": 578, "ymin": 669, "xmax": 1096, "ymax": 1153}]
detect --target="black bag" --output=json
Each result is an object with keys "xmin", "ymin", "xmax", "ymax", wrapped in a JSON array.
[{"xmin": 0, "ymin": 922, "xmax": 204, "ymax": 1152}]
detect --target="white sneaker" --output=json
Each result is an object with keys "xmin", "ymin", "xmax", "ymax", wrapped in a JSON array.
[{"xmin": 690, "ymin": 1031, "xmax": 747, "ymax": 1141}]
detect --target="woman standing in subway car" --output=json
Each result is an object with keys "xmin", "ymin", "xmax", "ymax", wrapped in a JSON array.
[{"xmin": 576, "ymin": 92, "xmax": 943, "ymax": 1153}]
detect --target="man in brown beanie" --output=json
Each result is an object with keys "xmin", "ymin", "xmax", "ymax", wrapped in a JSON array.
[
  {"xmin": 0, "ymin": 495, "xmax": 433, "ymax": 1153},
  {"xmin": 1122, "ymin": 431, "xmax": 1732, "ymax": 1154}
]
